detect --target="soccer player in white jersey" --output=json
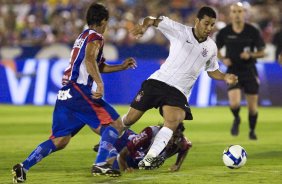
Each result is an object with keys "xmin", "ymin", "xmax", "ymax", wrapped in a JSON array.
[
  {"xmin": 122, "ymin": 6, "xmax": 238, "ymax": 169},
  {"xmin": 12, "ymin": 3, "xmax": 136, "ymax": 182}
]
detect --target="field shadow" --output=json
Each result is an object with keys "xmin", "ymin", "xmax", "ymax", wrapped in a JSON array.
[{"xmin": 250, "ymin": 151, "xmax": 282, "ymax": 159}]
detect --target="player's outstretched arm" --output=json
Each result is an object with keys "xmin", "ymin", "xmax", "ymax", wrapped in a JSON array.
[
  {"xmin": 130, "ymin": 16, "xmax": 162, "ymax": 39},
  {"xmin": 170, "ymin": 137, "xmax": 191, "ymax": 172},
  {"xmin": 99, "ymin": 57, "xmax": 137, "ymax": 73},
  {"xmin": 207, "ymin": 69, "xmax": 238, "ymax": 85},
  {"xmin": 117, "ymin": 147, "xmax": 130, "ymax": 171}
]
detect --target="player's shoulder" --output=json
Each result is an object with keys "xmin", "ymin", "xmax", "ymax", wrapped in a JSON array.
[
  {"xmin": 218, "ymin": 24, "xmax": 232, "ymax": 34},
  {"xmin": 88, "ymin": 29, "xmax": 104, "ymax": 40},
  {"xmin": 206, "ymin": 37, "xmax": 217, "ymax": 50},
  {"xmin": 160, "ymin": 16, "xmax": 189, "ymax": 30},
  {"xmin": 244, "ymin": 23, "xmax": 260, "ymax": 32}
]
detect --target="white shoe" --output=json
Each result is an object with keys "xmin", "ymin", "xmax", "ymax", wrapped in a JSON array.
[{"xmin": 138, "ymin": 156, "xmax": 165, "ymax": 170}]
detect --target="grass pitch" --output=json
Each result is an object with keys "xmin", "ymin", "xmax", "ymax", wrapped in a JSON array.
[{"xmin": 0, "ymin": 105, "xmax": 282, "ymax": 184}]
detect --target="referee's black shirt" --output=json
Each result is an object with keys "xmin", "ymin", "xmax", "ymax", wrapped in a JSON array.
[{"xmin": 216, "ymin": 23, "xmax": 265, "ymax": 76}]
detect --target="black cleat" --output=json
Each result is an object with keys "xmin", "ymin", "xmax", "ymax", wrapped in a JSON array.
[
  {"xmin": 231, "ymin": 117, "xmax": 241, "ymax": 136},
  {"xmin": 12, "ymin": 164, "xmax": 26, "ymax": 183},
  {"xmin": 93, "ymin": 144, "xmax": 99, "ymax": 152},
  {"xmin": 138, "ymin": 155, "xmax": 165, "ymax": 170},
  {"xmin": 92, "ymin": 164, "xmax": 121, "ymax": 177},
  {"xmin": 249, "ymin": 131, "xmax": 257, "ymax": 140}
]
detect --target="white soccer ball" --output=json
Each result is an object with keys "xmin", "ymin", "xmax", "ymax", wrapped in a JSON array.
[{"xmin": 222, "ymin": 145, "xmax": 247, "ymax": 169}]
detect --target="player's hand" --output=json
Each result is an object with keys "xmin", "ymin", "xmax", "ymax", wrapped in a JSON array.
[
  {"xmin": 222, "ymin": 58, "xmax": 232, "ymax": 66},
  {"xmin": 240, "ymin": 51, "xmax": 251, "ymax": 60},
  {"xmin": 224, "ymin": 73, "xmax": 238, "ymax": 85},
  {"xmin": 169, "ymin": 164, "xmax": 180, "ymax": 172},
  {"xmin": 130, "ymin": 23, "xmax": 148, "ymax": 39},
  {"xmin": 130, "ymin": 17, "xmax": 154, "ymax": 39},
  {"xmin": 125, "ymin": 167, "xmax": 134, "ymax": 173},
  {"xmin": 122, "ymin": 57, "xmax": 137, "ymax": 70},
  {"xmin": 92, "ymin": 83, "xmax": 104, "ymax": 99}
]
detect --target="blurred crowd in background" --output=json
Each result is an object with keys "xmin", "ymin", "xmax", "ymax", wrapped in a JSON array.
[{"xmin": 0, "ymin": 0, "xmax": 281, "ymax": 58}]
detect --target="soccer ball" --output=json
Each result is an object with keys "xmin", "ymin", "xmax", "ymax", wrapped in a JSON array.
[{"xmin": 222, "ymin": 145, "xmax": 247, "ymax": 169}]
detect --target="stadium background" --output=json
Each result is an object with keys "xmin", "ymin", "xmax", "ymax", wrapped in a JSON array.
[
  {"xmin": 1, "ymin": 1, "xmax": 282, "ymax": 184},
  {"xmin": 0, "ymin": 0, "xmax": 282, "ymax": 106}
]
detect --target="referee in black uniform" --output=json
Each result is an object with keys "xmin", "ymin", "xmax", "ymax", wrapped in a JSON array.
[{"xmin": 216, "ymin": 2, "xmax": 265, "ymax": 140}]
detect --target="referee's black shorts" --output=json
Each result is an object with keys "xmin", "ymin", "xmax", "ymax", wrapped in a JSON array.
[
  {"xmin": 130, "ymin": 79, "xmax": 193, "ymax": 120},
  {"xmin": 227, "ymin": 66, "xmax": 259, "ymax": 94},
  {"xmin": 228, "ymin": 76, "xmax": 259, "ymax": 94}
]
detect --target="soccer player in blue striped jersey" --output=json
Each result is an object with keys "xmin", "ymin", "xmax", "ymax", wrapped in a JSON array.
[{"xmin": 12, "ymin": 3, "xmax": 136, "ymax": 183}]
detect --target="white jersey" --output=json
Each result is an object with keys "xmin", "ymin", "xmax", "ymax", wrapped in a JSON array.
[{"xmin": 148, "ymin": 16, "xmax": 219, "ymax": 99}]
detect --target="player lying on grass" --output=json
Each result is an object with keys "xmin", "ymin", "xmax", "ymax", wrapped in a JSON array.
[
  {"xmin": 118, "ymin": 122, "xmax": 191, "ymax": 172},
  {"xmin": 93, "ymin": 122, "xmax": 191, "ymax": 175}
]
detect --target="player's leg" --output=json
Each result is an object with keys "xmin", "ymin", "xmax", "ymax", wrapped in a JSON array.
[
  {"xmin": 139, "ymin": 105, "xmax": 185, "ymax": 169},
  {"xmin": 122, "ymin": 107, "xmax": 145, "ymax": 127},
  {"xmin": 89, "ymin": 99, "xmax": 123, "ymax": 177},
  {"xmin": 12, "ymin": 135, "xmax": 71, "ymax": 183},
  {"xmin": 244, "ymin": 76, "xmax": 259, "ymax": 140},
  {"xmin": 246, "ymin": 94, "xmax": 259, "ymax": 140},
  {"xmin": 122, "ymin": 80, "xmax": 157, "ymax": 128},
  {"xmin": 12, "ymin": 92, "xmax": 85, "ymax": 183},
  {"xmin": 92, "ymin": 122, "xmax": 121, "ymax": 177},
  {"xmin": 228, "ymin": 88, "xmax": 241, "ymax": 136}
]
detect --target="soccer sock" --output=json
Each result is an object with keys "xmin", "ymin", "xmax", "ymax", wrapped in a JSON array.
[
  {"xmin": 95, "ymin": 126, "xmax": 118, "ymax": 165},
  {"xmin": 22, "ymin": 139, "xmax": 57, "ymax": 171},
  {"xmin": 249, "ymin": 113, "xmax": 258, "ymax": 132},
  {"xmin": 146, "ymin": 126, "xmax": 173, "ymax": 158},
  {"xmin": 231, "ymin": 107, "xmax": 240, "ymax": 119}
]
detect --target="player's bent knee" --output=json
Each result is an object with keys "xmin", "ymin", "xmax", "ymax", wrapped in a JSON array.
[{"xmin": 51, "ymin": 136, "xmax": 71, "ymax": 150}]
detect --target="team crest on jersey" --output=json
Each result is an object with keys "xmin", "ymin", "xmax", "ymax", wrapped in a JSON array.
[
  {"xmin": 135, "ymin": 91, "xmax": 144, "ymax": 102},
  {"xmin": 202, "ymin": 47, "xmax": 208, "ymax": 57}
]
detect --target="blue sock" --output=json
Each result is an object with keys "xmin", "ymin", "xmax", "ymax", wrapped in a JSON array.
[
  {"xmin": 22, "ymin": 139, "xmax": 57, "ymax": 171},
  {"xmin": 112, "ymin": 159, "xmax": 119, "ymax": 170},
  {"xmin": 95, "ymin": 126, "xmax": 118, "ymax": 165}
]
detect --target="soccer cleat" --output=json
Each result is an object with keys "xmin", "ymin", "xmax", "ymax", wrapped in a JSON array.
[
  {"xmin": 249, "ymin": 131, "xmax": 257, "ymax": 140},
  {"xmin": 92, "ymin": 164, "xmax": 121, "ymax": 177},
  {"xmin": 138, "ymin": 156, "xmax": 165, "ymax": 170},
  {"xmin": 231, "ymin": 117, "xmax": 240, "ymax": 136},
  {"xmin": 12, "ymin": 164, "xmax": 26, "ymax": 183},
  {"xmin": 93, "ymin": 144, "xmax": 99, "ymax": 152}
]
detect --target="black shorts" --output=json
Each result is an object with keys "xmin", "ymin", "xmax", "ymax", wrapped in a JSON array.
[
  {"xmin": 228, "ymin": 75, "xmax": 259, "ymax": 94},
  {"xmin": 130, "ymin": 79, "xmax": 193, "ymax": 120}
]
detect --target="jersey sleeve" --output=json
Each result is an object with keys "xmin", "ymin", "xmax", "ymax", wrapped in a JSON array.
[
  {"xmin": 205, "ymin": 44, "xmax": 219, "ymax": 71},
  {"xmin": 157, "ymin": 16, "xmax": 187, "ymax": 41},
  {"xmin": 215, "ymin": 29, "xmax": 225, "ymax": 49},
  {"xmin": 253, "ymin": 28, "xmax": 265, "ymax": 51},
  {"xmin": 87, "ymin": 33, "xmax": 103, "ymax": 43}
]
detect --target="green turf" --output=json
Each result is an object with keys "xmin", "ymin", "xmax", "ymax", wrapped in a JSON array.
[{"xmin": 0, "ymin": 105, "xmax": 282, "ymax": 184}]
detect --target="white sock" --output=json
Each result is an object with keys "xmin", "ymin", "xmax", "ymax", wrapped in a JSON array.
[{"xmin": 145, "ymin": 127, "xmax": 173, "ymax": 158}]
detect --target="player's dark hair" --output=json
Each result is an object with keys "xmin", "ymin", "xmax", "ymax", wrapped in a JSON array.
[
  {"xmin": 197, "ymin": 6, "xmax": 217, "ymax": 20},
  {"xmin": 86, "ymin": 3, "xmax": 109, "ymax": 26}
]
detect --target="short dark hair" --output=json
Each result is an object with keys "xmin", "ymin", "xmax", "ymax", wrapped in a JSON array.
[
  {"xmin": 197, "ymin": 6, "xmax": 217, "ymax": 20},
  {"xmin": 86, "ymin": 3, "xmax": 109, "ymax": 26}
]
